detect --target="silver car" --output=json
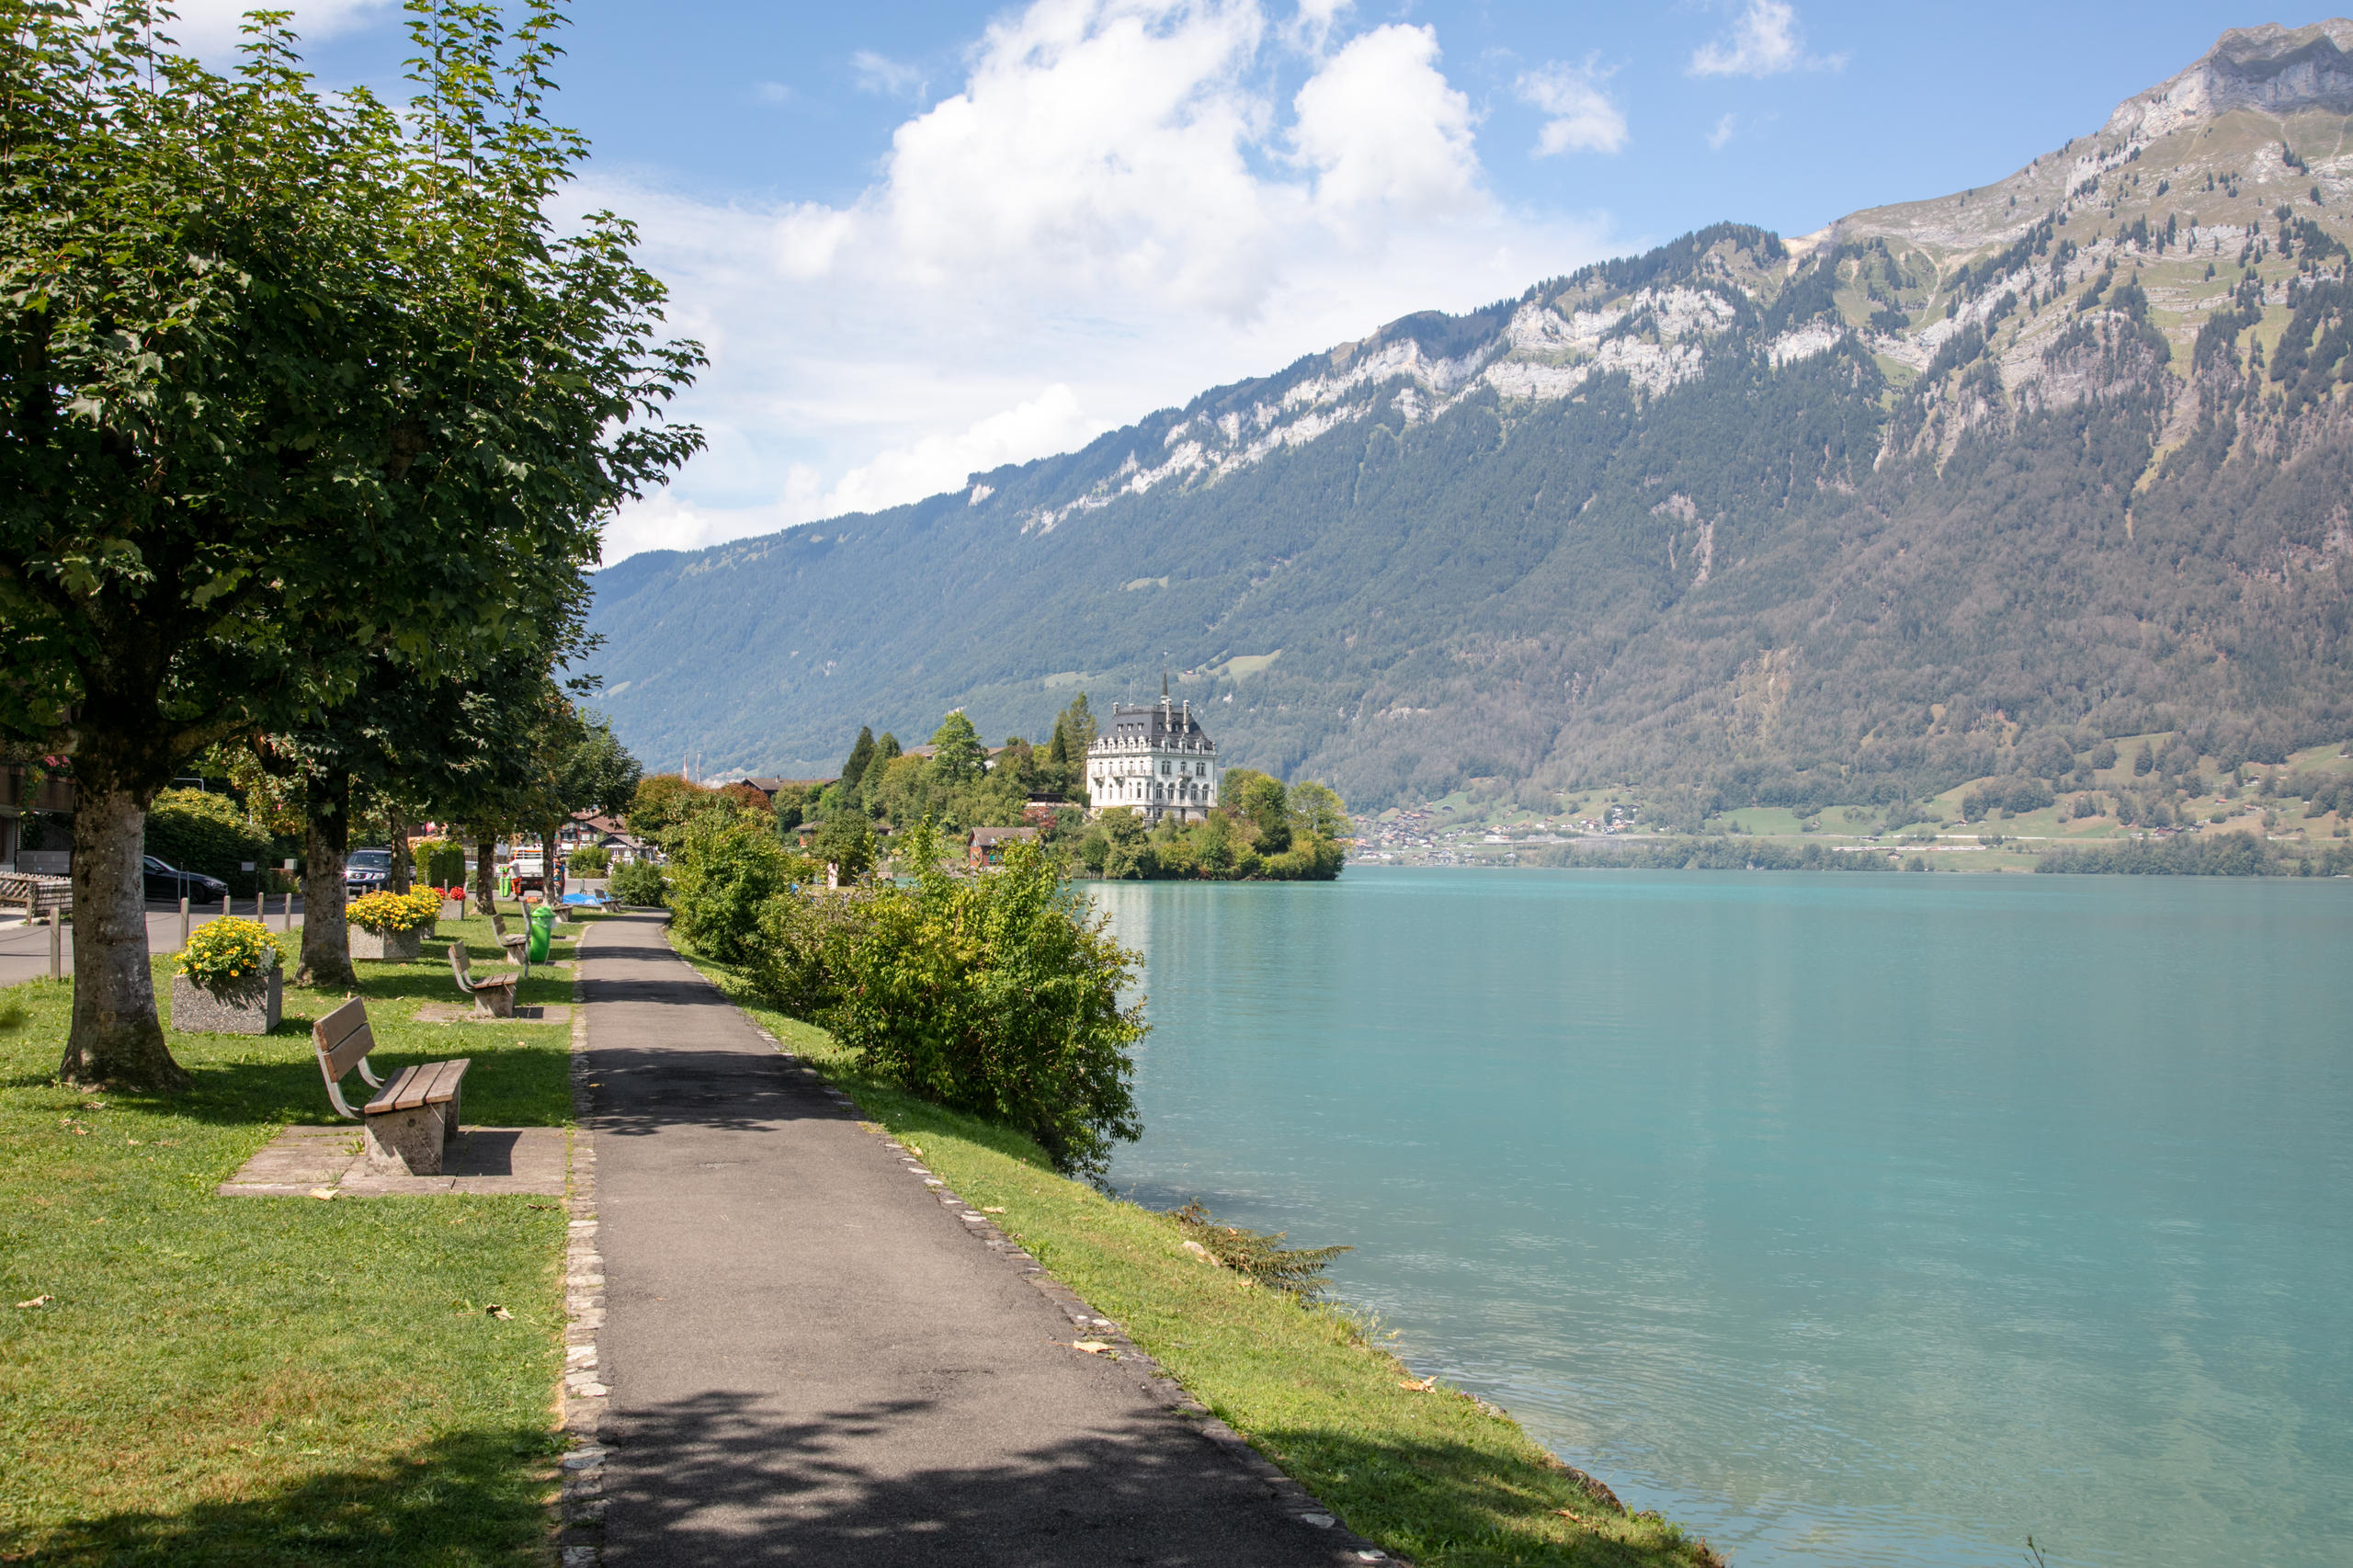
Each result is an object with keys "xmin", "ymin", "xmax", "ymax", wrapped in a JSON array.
[{"xmin": 346, "ymin": 848, "xmax": 393, "ymax": 899}]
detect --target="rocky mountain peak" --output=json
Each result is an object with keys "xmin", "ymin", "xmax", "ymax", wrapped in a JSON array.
[{"xmin": 2105, "ymin": 18, "xmax": 2353, "ymax": 141}]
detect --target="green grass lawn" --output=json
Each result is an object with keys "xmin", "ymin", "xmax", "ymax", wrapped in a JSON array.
[
  {"xmin": 0, "ymin": 915, "xmax": 581, "ymax": 1566},
  {"xmin": 678, "ymin": 932, "xmax": 1726, "ymax": 1568}
]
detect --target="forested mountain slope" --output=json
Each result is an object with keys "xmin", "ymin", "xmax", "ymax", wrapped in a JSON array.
[{"xmin": 588, "ymin": 20, "xmax": 2353, "ymax": 809}]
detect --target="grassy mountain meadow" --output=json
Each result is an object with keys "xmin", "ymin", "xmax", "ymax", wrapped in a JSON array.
[{"xmin": 587, "ymin": 20, "xmax": 2353, "ymax": 814}]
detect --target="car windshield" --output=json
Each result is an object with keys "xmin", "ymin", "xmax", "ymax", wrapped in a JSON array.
[{"xmin": 348, "ymin": 851, "xmax": 392, "ymax": 871}]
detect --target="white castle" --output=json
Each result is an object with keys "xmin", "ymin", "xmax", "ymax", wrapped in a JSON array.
[{"xmin": 1086, "ymin": 679, "xmax": 1220, "ymax": 825}]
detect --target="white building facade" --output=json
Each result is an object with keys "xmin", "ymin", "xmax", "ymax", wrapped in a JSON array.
[{"xmin": 1087, "ymin": 690, "xmax": 1220, "ymax": 824}]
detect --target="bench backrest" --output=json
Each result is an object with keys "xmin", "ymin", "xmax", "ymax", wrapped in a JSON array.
[
  {"xmin": 449, "ymin": 942, "xmax": 475, "ymax": 991},
  {"xmin": 313, "ymin": 998, "xmax": 376, "ymax": 1119}
]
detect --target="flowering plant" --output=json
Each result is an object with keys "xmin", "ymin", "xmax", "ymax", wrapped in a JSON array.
[
  {"xmin": 347, "ymin": 887, "xmax": 441, "ymax": 933},
  {"xmin": 177, "ymin": 918, "xmax": 280, "ymax": 995}
]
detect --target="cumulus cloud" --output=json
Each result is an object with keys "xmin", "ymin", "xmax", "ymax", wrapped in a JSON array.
[
  {"xmin": 597, "ymin": 0, "xmax": 1615, "ymax": 563},
  {"xmin": 1291, "ymin": 25, "xmax": 1481, "ymax": 224},
  {"xmin": 1688, "ymin": 0, "xmax": 1843, "ymax": 78},
  {"xmin": 1708, "ymin": 112, "xmax": 1737, "ymax": 150},
  {"xmin": 1516, "ymin": 59, "xmax": 1628, "ymax": 157}
]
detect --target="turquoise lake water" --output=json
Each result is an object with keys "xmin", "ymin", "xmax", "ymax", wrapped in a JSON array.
[{"xmin": 1092, "ymin": 869, "xmax": 2353, "ymax": 1568}]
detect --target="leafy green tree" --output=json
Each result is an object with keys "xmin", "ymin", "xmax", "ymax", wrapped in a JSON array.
[
  {"xmin": 0, "ymin": 3, "xmax": 699, "ymax": 1088},
  {"xmin": 812, "ymin": 812, "xmax": 874, "ymax": 882},
  {"xmin": 665, "ymin": 811, "xmax": 816, "ymax": 964},
  {"xmin": 928, "ymin": 710, "xmax": 987, "ymax": 784},
  {"xmin": 626, "ymin": 774, "xmax": 727, "ymax": 843},
  {"xmin": 1222, "ymin": 769, "xmax": 1292, "ymax": 853}
]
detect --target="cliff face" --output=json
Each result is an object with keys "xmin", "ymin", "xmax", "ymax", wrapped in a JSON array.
[{"xmin": 588, "ymin": 25, "xmax": 2353, "ymax": 808}]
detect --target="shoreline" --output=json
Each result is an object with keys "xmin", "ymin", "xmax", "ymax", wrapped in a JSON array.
[{"xmin": 675, "ymin": 933, "xmax": 1731, "ymax": 1568}]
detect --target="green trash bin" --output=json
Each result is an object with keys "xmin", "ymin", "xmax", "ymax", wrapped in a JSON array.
[{"xmin": 527, "ymin": 903, "xmax": 556, "ymax": 963}]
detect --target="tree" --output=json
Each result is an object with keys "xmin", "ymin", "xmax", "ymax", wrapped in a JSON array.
[
  {"xmin": 929, "ymin": 710, "xmax": 987, "ymax": 784},
  {"xmin": 626, "ymin": 774, "xmax": 723, "ymax": 843},
  {"xmin": 0, "ymin": 4, "xmax": 699, "ymax": 1087},
  {"xmin": 838, "ymin": 727, "xmax": 877, "ymax": 794}
]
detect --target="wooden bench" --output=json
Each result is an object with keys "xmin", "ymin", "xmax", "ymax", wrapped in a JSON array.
[
  {"xmin": 313, "ymin": 998, "xmax": 469, "ymax": 1176},
  {"xmin": 488, "ymin": 910, "xmax": 531, "ymax": 974},
  {"xmin": 449, "ymin": 942, "xmax": 518, "ymax": 1018}
]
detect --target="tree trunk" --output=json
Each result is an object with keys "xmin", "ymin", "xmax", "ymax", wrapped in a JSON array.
[
  {"xmin": 474, "ymin": 829, "xmax": 499, "ymax": 918},
  {"xmin": 59, "ymin": 781, "xmax": 190, "ymax": 1091},
  {"xmin": 387, "ymin": 801, "xmax": 412, "ymax": 894},
  {"xmin": 543, "ymin": 822, "xmax": 560, "ymax": 902},
  {"xmin": 298, "ymin": 769, "xmax": 356, "ymax": 988}
]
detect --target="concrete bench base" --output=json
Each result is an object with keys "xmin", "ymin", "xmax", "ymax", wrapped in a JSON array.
[{"xmin": 365, "ymin": 1100, "xmax": 462, "ymax": 1176}]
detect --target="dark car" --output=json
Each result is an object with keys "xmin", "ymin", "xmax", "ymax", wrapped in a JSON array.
[
  {"xmin": 346, "ymin": 848, "xmax": 393, "ymax": 900},
  {"xmin": 143, "ymin": 856, "xmax": 229, "ymax": 903}
]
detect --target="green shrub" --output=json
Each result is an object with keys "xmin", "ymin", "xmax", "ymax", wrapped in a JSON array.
[
  {"xmin": 817, "ymin": 821, "xmax": 1144, "ymax": 1176},
  {"xmin": 749, "ymin": 886, "xmax": 865, "ymax": 1020},
  {"xmin": 412, "ymin": 836, "xmax": 467, "ymax": 889},
  {"xmin": 144, "ymin": 789, "xmax": 274, "ymax": 895},
  {"xmin": 608, "ymin": 859, "xmax": 666, "ymax": 907},
  {"xmin": 665, "ymin": 813, "xmax": 816, "ymax": 963},
  {"xmin": 568, "ymin": 843, "xmax": 611, "ymax": 876}
]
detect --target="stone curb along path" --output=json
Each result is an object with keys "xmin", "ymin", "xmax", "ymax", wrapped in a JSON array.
[
  {"xmin": 559, "ymin": 957, "xmax": 610, "ymax": 1567},
  {"xmin": 557, "ymin": 912, "xmax": 1399, "ymax": 1568}
]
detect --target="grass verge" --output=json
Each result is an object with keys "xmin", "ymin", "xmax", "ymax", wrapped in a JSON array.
[
  {"xmin": 678, "ymin": 932, "xmax": 1725, "ymax": 1568},
  {"xmin": 0, "ymin": 915, "xmax": 584, "ymax": 1566}
]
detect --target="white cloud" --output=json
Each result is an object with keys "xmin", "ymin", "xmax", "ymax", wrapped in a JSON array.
[
  {"xmin": 1688, "ymin": 0, "xmax": 1844, "ymax": 78},
  {"xmin": 1708, "ymin": 112, "xmax": 1737, "ymax": 150},
  {"xmin": 820, "ymin": 384, "xmax": 1099, "ymax": 517},
  {"xmin": 594, "ymin": 0, "xmax": 1617, "ymax": 563},
  {"xmin": 163, "ymin": 0, "xmax": 393, "ymax": 54},
  {"xmin": 851, "ymin": 50, "xmax": 926, "ymax": 98},
  {"xmin": 1516, "ymin": 59, "xmax": 1628, "ymax": 157},
  {"xmin": 1292, "ymin": 25, "xmax": 1481, "ymax": 226}
]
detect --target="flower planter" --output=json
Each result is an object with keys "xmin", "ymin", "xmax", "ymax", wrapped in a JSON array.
[
  {"xmin": 349, "ymin": 926, "xmax": 425, "ymax": 961},
  {"xmin": 171, "ymin": 969, "xmax": 283, "ymax": 1036}
]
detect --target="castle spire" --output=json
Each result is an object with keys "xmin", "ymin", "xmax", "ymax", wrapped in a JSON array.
[{"xmin": 1161, "ymin": 653, "xmax": 1169, "ymax": 702}]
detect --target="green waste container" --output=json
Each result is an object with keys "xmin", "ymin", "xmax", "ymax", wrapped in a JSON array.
[{"xmin": 527, "ymin": 903, "xmax": 556, "ymax": 962}]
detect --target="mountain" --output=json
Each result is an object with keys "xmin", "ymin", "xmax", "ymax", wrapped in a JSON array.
[{"xmin": 586, "ymin": 21, "xmax": 2353, "ymax": 811}]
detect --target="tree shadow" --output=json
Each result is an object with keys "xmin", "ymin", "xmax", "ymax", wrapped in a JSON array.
[
  {"xmin": 595, "ymin": 1388, "xmax": 1359, "ymax": 1568},
  {"xmin": 12, "ymin": 1425, "xmax": 561, "ymax": 1568}
]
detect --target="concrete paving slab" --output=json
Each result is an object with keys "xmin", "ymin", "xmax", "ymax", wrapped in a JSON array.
[
  {"xmin": 577, "ymin": 912, "xmax": 1373, "ymax": 1568},
  {"xmin": 218, "ymin": 1123, "xmax": 565, "ymax": 1197}
]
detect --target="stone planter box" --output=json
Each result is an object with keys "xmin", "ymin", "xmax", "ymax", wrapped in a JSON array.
[
  {"xmin": 171, "ymin": 969, "xmax": 283, "ymax": 1035},
  {"xmin": 349, "ymin": 926, "xmax": 425, "ymax": 961}
]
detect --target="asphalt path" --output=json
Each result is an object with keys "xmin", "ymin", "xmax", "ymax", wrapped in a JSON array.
[
  {"xmin": 578, "ymin": 912, "xmax": 1359, "ymax": 1567},
  {"xmin": 0, "ymin": 899, "xmax": 304, "ymax": 988}
]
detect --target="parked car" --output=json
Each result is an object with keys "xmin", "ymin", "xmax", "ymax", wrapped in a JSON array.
[
  {"xmin": 346, "ymin": 847, "xmax": 394, "ymax": 899},
  {"xmin": 142, "ymin": 856, "xmax": 229, "ymax": 903}
]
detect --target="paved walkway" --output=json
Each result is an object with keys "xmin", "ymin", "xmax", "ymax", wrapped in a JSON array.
[
  {"xmin": 576, "ymin": 913, "xmax": 1368, "ymax": 1567},
  {"xmin": 0, "ymin": 902, "xmax": 304, "ymax": 988}
]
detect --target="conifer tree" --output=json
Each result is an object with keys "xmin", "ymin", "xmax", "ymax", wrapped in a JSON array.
[{"xmin": 839, "ymin": 726, "xmax": 877, "ymax": 792}]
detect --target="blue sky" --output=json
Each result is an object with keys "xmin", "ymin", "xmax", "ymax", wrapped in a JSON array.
[{"xmin": 181, "ymin": 1, "xmax": 2282, "ymax": 559}]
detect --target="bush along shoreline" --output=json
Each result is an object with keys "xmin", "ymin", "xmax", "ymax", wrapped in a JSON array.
[
  {"xmin": 2033, "ymin": 830, "xmax": 2353, "ymax": 876},
  {"xmin": 658, "ymin": 832, "xmax": 1724, "ymax": 1565}
]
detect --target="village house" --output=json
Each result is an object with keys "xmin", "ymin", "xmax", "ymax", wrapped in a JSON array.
[
  {"xmin": 1086, "ymin": 684, "xmax": 1221, "ymax": 825},
  {"xmin": 560, "ymin": 811, "xmax": 653, "ymax": 866},
  {"xmin": 968, "ymin": 825, "xmax": 1040, "ymax": 866}
]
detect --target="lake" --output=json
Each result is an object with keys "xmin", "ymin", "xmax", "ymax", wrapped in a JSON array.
[{"xmin": 1093, "ymin": 868, "xmax": 2353, "ymax": 1568}]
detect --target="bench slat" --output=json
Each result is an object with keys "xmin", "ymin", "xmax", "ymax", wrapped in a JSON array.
[
  {"xmin": 315, "ymin": 997, "xmax": 376, "ymax": 1080},
  {"xmin": 371, "ymin": 1056, "xmax": 470, "ymax": 1114},
  {"xmin": 366, "ymin": 1062, "xmax": 425, "ymax": 1116}
]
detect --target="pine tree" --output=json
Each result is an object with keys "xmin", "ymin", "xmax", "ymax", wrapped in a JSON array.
[{"xmin": 839, "ymin": 726, "xmax": 877, "ymax": 792}]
